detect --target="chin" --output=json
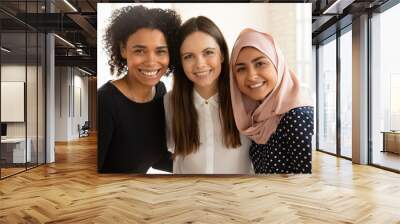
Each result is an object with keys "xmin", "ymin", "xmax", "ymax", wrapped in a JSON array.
[
  {"xmin": 192, "ymin": 79, "xmax": 210, "ymax": 88},
  {"xmin": 142, "ymin": 79, "xmax": 161, "ymax": 87},
  {"xmin": 250, "ymin": 96, "xmax": 264, "ymax": 101},
  {"xmin": 199, "ymin": 82, "xmax": 214, "ymax": 88}
]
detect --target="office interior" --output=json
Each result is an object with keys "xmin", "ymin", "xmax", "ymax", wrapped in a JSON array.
[
  {"xmin": 0, "ymin": 0, "xmax": 399, "ymax": 222},
  {"xmin": 0, "ymin": 0, "xmax": 400, "ymax": 223},
  {"xmin": 1, "ymin": 0, "xmax": 399, "ymax": 179}
]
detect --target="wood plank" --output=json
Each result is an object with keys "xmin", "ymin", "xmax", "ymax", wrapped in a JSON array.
[{"xmin": 0, "ymin": 134, "xmax": 399, "ymax": 223}]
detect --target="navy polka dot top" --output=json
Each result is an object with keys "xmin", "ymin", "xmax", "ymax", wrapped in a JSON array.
[{"xmin": 249, "ymin": 106, "xmax": 314, "ymax": 174}]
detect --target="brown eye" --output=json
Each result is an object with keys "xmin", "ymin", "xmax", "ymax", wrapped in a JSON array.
[
  {"xmin": 183, "ymin": 54, "xmax": 193, "ymax": 60},
  {"xmin": 236, "ymin": 67, "xmax": 245, "ymax": 73},
  {"xmin": 205, "ymin": 50, "xmax": 214, "ymax": 56},
  {"xmin": 156, "ymin": 49, "xmax": 167, "ymax": 55},
  {"xmin": 133, "ymin": 49, "xmax": 144, "ymax": 55},
  {"xmin": 255, "ymin": 61, "xmax": 266, "ymax": 67}
]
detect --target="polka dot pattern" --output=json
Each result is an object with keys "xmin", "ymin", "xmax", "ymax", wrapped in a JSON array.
[{"xmin": 249, "ymin": 106, "xmax": 314, "ymax": 174}]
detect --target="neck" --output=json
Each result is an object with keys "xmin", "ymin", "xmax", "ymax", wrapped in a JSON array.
[
  {"xmin": 194, "ymin": 84, "xmax": 218, "ymax": 100},
  {"xmin": 124, "ymin": 74, "xmax": 154, "ymax": 102}
]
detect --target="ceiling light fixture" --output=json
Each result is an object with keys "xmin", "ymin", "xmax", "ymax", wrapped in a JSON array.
[
  {"xmin": 54, "ymin": 34, "xmax": 75, "ymax": 48},
  {"xmin": 322, "ymin": 0, "xmax": 355, "ymax": 15},
  {"xmin": 1, "ymin": 47, "xmax": 11, "ymax": 53},
  {"xmin": 63, "ymin": 0, "xmax": 78, "ymax": 12},
  {"xmin": 78, "ymin": 67, "xmax": 93, "ymax": 76}
]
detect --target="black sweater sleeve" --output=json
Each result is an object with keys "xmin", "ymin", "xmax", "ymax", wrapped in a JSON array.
[
  {"xmin": 97, "ymin": 87, "xmax": 114, "ymax": 173},
  {"xmin": 151, "ymin": 150, "xmax": 173, "ymax": 172},
  {"xmin": 151, "ymin": 82, "xmax": 172, "ymax": 172}
]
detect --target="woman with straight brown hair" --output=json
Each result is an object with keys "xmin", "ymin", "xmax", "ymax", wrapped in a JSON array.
[{"xmin": 164, "ymin": 16, "xmax": 253, "ymax": 174}]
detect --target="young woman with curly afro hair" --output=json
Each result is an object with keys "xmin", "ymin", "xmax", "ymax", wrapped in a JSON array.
[{"xmin": 98, "ymin": 5, "xmax": 181, "ymax": 173}]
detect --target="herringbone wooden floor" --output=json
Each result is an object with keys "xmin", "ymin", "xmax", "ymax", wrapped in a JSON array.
[{"xmin": 1, "ymin": 135, "xmax": 400, "ymax": 223}]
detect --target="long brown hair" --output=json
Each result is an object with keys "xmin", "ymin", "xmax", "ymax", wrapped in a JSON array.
[{"xmin": 171, "ymin": 16, "xmax": 241, "ymax": 156}]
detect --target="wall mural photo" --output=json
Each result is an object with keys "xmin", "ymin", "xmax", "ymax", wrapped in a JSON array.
[{"xmin": 96, "ymin": 3, "xmax": 313, "ymax": 174}]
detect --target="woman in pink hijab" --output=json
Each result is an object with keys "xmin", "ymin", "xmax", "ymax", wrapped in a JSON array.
[{"xmin": 230, "ymin": 28, "xmax": 314, "ymax": 174}]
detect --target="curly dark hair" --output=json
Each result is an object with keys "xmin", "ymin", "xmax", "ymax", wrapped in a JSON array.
[{"xmin": 103, "ymin": 5, "xmax": 181, "ymax": 76}]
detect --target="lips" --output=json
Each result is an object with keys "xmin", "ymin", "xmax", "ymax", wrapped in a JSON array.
[
  {"xmin": 193, "ymin": 69, "xmax": 211, "ymax": 77},
  {"xmin": 248, "ymin": 81, "xmax": 265, "ymax": 89}
]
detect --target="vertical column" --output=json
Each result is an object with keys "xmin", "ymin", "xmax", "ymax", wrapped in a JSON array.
[
  {"xmin": 46, "ymin": 1, "xmax": 55, "ymax": 163},
  {"xmin": 352, "ymin": 14, "xmax": 369, "ymax": 164},
  {"xmin": 88, "ymin": 77, "xmax": 97, "ymax": 132},
  {"xmin": 336, "ymin": 29, "xmax": 341, "ymax": 156}
]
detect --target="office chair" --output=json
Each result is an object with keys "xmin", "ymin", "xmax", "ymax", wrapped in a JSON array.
[{"xmin": 79, "ymin": 121, "xmax": 90, "ymax": 138}]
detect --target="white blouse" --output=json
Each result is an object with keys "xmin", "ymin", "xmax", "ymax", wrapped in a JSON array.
[{"xmin": 164, "ymin": 90, "xmax": 253, "ymax": 174}]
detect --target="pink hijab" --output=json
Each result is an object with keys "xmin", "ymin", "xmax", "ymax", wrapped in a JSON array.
[{"xmin": 230, "ymin": 28, "xmax": 311, "ymax": 144}]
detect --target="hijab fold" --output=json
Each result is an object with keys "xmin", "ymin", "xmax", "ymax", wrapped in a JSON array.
[{"xmin": 230, "ymin": 28, "xmax": 311, "ymax": 144}]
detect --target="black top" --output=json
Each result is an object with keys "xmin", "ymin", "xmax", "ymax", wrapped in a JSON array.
[
  {"xmin": 97, "ymin": 81, "xmax": 172, "ymax": 173},
  {"xmin": 249, "ymin": 106, "xmax": 314, "ymax": 174}
]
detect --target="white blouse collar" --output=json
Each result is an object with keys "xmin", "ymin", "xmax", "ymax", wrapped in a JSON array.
[{"xmin": 193, "ymin": 89, "xmax": 219, "ymax": 107}]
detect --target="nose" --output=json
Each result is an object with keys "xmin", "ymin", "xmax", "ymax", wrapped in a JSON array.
[
  {"xmin": 246, "ymin": 66, "xmax": 258, "ymax": 81},
  {"xmin": 145, "ymin": 52, "xmax": 157, "ymax": 66},
  {"xmin": 195, "ymin": 56, "xmax": 207, "ymax": 68}
]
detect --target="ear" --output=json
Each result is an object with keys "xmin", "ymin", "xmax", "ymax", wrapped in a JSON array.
[
  {"xmin": 220, "ymin": 53, "xmax": 224, "ymax": 63},
  {"xmin": 120, "ymin": 42, "xmax": 127, "ymax": 59}
]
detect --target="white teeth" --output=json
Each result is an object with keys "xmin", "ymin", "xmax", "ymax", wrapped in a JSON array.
[
  {"xmin": 249, "ymin": 82, "xmax": 264, "ymax": 89},
  {"xmin": 194, "ymin": 70, "xmax": 210, "ymax": 76},
  {"xmin": 140, "ymin": 70, "xmax": 158, "ymax": 77}
]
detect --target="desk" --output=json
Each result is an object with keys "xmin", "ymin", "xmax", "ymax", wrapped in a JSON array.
[
  {"xmin": 381, "ymin": 131, "xmax": 400, "ymax": 154},
  {"xmin": 1, "ymin": 138, "xmax": 31, "ymax": 163}
]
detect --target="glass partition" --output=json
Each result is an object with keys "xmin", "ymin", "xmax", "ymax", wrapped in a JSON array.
[
  {"xmin": 0, "ymin": 1, "xmax": 46, "ymax": 179},
  {"xmin": 317, "ymin": 36, "xmax": 337, "ymax": 155},
  {"xmin": 1, "ymin": 31, "xmax": 28, "ymax": 177},
  {"xmin": 371, "ymin": 3, "xmax": 400, "ymax": 171},
  {"xmin": 339, "ymin": 28, "xmax": 352, "ymax": 158}
]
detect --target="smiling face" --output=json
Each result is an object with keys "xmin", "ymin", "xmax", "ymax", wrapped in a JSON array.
[
  {"xmin": 180, "ymin": 31, "xmax": 224, "ymax": 95},
  {"xmin": 234, "ymin": 47, "xmax": 278, "ymax": 101},
  {"xmin": 120, "ymin": 28, "xmax": 169, "ymax": 88}
]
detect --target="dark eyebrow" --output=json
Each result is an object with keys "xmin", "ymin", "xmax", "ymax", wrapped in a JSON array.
[
  {"xmin": 234, "ymin": 62, "xmax": 245, "ymax": 67},
  {"xmin": 181, "ymin": 52, "xmax": 192, "ymax": 56},
  {"xmin": 132, "ymin": 45, "xmax": 168, "ymax": 49},
  {"xmin": 251, "ymin": 56, "xmax": 266, "ymax": 63},
  {"xmin": 156, "ymin": 46, "xmax": 168, "ymax": 50},
  {"xmin": 203, "ymin": 47, "xmax": 216, "ymax": 52},
  {"xmin": 132, "ymin": 45, "xmax": 146, "ymax": 49},
  {"xmin": 235, "ymin": 56, "xmax": 267, "ymax": 67},
  {"xmin": 182, "ymin": 47, "xmax": 216, "ymax": 56}
]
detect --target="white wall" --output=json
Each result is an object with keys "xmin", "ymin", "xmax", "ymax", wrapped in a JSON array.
[
  {"xmin": 55, "ymin": 67, "xmax": 68, "ymax": 141},
  {"xmin": 97, "ymin": 3, "xmax": 312, "ymax": 92},
  {"xmin": 55, "ymin": 67, "xmax": 89, "ymax": 141},
  {"xmin": 72, "ymin": 73, "xmax": 89, "ymax": 138},
  {"xmin": 1, "ymin": 65, "xmax": 29, "ymax": 138},
  {"xmin": 1, "ymin": 63, "xmax": 46, "ymax": 164}
]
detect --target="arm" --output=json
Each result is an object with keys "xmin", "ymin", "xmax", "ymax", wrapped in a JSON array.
[
  {"xmin": 152, "ymin": 149, "xmax": 173, "ymax": 172},
  {"xmin": 285, "ymin": 107, "xmax": 314, "ymax": 173},
  {"xmin": 151, "ymin": 91, "xmax": 174, "ymax": 173},
  {"xmin": 97, "ymin": 89, "xmax": 114, "ymax": 173}
]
